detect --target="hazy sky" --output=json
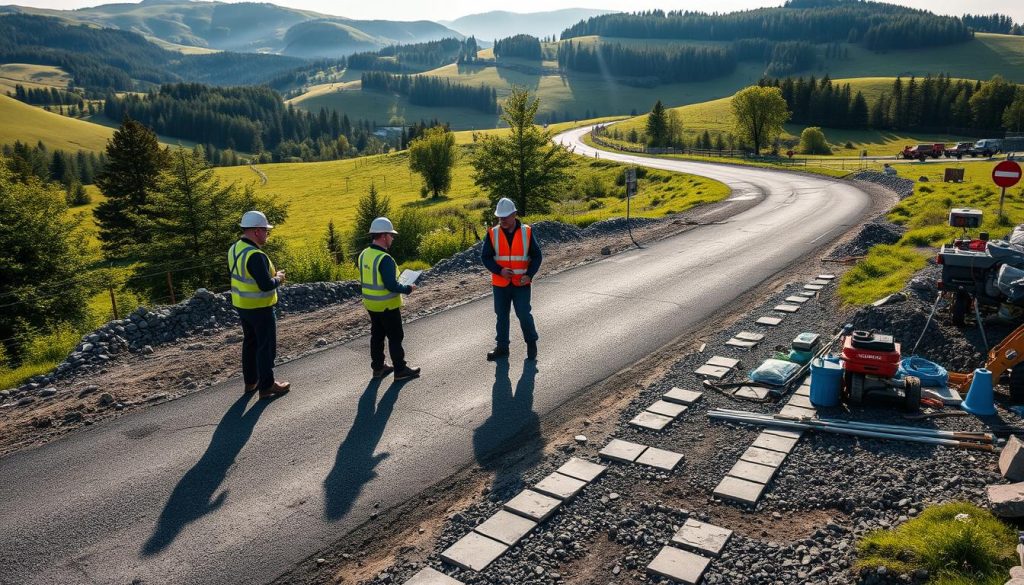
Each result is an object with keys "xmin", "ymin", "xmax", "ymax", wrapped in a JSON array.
[{"xmin": 11, "ymin": 0, "xmax": 1024, "ymax": 25}]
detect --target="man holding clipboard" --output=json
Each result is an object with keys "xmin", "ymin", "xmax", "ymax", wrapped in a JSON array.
[{"xmin": 358, "ymin": 217, "xmax": 421, "ymax": 381}]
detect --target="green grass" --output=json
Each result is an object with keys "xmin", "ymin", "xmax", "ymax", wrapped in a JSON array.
[
  {"xmin": 856, "ymin": 502, "xmax": 1017, "ymax": 585},
  {"xmin": 0, "ymin": 63, "xmax": 72, "ymax": 94},
  {"xmin": 839, "ymin": 160, "xmax": 1024, "ymax": 304},
  {"xmin": 0, "ymin": 94, "xmax": 115, "ymax": 152}
]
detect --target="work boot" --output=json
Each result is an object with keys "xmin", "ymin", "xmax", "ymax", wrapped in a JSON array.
[
  {"xmin": 486, "ymin": 346, "xmax": 510, "ymax": 361},
  {"xmin": 259, "ymin": 381, "xmax": 291, "ymax": 399},
  {"xmin": 372, "ymin": 364, "xmax": 395, "ymax": 379},
  {"xmin": 243, "ymin": 382, "xmax": 258, "ymax": 394},
  {"xmin": 394, "ymin": 365, "xmax": 421, "ymax": 381},
  {"xmin": 526, "ymin": 341, "xmax": 537, "ymax": 360}
]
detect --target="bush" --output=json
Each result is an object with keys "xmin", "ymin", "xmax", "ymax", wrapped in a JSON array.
[
  {"xmin": 285, "ymin": 245, "xmax": 342, "ymax": 283},
  {"xmin": 576, "ymin": 173, "xmax": 608, "ymax": 199},
  {"xmin": 21, "ymin": 323, "xmax": 81, "ymax": 365},
  {"xmin": 390, "ymin": 208, "xmax": 432, "ymax": 264},
  {"xmin": 798, "ymin": 127, "xmax": 831, "ymax": 155},
  {"xmin": 418, "ymin": 228, "xmax": 466, "ymax": 264}
]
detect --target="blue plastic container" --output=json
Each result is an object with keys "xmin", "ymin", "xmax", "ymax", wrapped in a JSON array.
[{"xmin": 810, "ymin": 357, "xmax": 843, "ymax": 407}]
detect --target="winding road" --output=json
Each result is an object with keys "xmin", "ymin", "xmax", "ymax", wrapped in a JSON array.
[{"xmin": 0, "ymin": 127, "xmax": 872, "ymax": 584}]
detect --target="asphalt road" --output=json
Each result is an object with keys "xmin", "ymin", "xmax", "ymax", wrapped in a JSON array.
[{"xmin": 0, "ymin": 127, "xmax": 872, "ymax": 585}]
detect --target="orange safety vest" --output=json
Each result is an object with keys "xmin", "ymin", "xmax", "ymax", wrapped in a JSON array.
[{"xmin": 490, "ymin": 223, "xmax": 532, "ymax": 287}]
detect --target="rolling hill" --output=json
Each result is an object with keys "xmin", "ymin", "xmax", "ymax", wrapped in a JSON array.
[
  {"xmin": 441, "ymin": 9, "xmax": 614, "ymax": 42},
  {"xmin": 0, "ymin": 94, "xmax": 114, "ymax": 152}
]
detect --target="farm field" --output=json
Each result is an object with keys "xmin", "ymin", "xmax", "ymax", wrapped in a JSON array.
[{"xmin": 0, "ymin": 63, "xmax": 72, "ymax": 94}]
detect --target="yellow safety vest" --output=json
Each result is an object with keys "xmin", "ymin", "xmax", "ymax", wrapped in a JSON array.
[
  {"xmin": 359, "ymin": 247, "xmax": 402, "ymax": 312},
  {"xmin": 228, "ymin": 240, "xmax": 278, "ymax": 309}
]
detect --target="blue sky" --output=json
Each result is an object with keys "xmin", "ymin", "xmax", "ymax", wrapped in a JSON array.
[{"xmin": 13, "ymin": 0, "xmax": 1024, "ymax": 25}]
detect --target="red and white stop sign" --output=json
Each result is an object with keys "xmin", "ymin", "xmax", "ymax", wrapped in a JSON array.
[{"xmin": 994, "ymin": 160, "xmax": 1022, "ymax": 188}]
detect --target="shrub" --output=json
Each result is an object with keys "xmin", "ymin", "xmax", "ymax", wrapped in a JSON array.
[
  {"xmin": 389, "ymin": 208, "xmax": 432, "ymax": 264},
  {"xmin": 576, "ymin": 173, "xmax": 608, "ymax": 199},
  {"xmin": 418, "ymin": 228, "xmax": 466, "ymax": 264},
  {"xmin": 21, "ymin": 323, "xmax": 81, "ymax": 365},
  {"xmin": 798, "ymin": 127, "xmax": 831, "ymax": 155},
  {"xmin": 285, "ymin": 245, "xmax": 341, "ymax": 283}
]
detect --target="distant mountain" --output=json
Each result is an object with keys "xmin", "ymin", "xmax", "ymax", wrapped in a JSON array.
[
  {"xmin": 441, "ymin": 8, "xmax": 615, "ymax": 42},
  {"xmin": 0, "ymin": 0, "xmax": 463, "ymax": 55}
]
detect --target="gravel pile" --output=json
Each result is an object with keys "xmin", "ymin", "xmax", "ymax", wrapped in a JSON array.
[
  {"xmin": 582, "ymin": 217, "xmax": 661, "ymax": 236},
  {"xmin": 849, "ymin": 171, "xmax": 915, "ymax": 200},
  {"xmin": 827, "ymin": 220, "xmax": 906, "ymax": 260}
]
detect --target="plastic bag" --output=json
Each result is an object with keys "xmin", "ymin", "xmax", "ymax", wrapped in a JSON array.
[
  {"xmin": 998, "ymin": 264, "xmax": 1024, "ymax": 304},
  {"xmin": 749, "ymin": 359, "xmax": 801, "ymax": 387}
]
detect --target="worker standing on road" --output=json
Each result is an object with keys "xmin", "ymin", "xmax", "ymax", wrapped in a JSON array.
[
  {"xmin": 229, "ymin": 211, "xmax": 290, "ymax": 399},
  {"xmin": 359, "ymin": 217, "xmax": 421, "ymax": 381},
  {"xmin": 482, "ymin": 197, "xmax": 542, "ymax": 361}
]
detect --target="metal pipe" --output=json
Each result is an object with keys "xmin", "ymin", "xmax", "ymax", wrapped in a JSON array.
[
  {"xmin": 709, "ymin": 411, "xmax": 995, "ymax": 451},
  {"xmin": 714, "ymin": 409, "xmax": 994, "ymax": 443}
]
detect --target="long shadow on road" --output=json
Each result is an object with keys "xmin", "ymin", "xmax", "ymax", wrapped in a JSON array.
[
  {"xmin": 473, "ymin": 360, "xmax": 544, "ymax": 495},
  {"xmin": 323, "ymin": 378, "xmax": 407, "ymax": 522},
  {"xmin": 141, "ymin": 394, "xmax": 270, "ymax": 557}
]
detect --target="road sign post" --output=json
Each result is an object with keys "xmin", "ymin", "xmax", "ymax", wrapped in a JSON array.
[
  {"xmin": 625, "ymin": 168, "xmax": 640, "ymax": 248},
  {"xmin": 993, "ymin": 160, "xmax": 1022, "ymax": 221}
]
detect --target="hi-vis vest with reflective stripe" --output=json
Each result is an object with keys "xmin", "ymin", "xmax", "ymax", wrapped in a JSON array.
[
  {"xmin": 359, "ymin": 247, "xmax": 402, "ymax": 312},
  {"xmin": 490, "ymin": 224, "xmax": 531, "ymax": 287},
  {"xmin": 228, "ymin": 240, "xmax": 278, "ymax": 309}
]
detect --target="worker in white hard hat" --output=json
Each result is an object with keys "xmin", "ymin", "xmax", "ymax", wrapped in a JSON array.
[
  {"xmin": 358, "ymin": 216, "xmax": 421, "ymax": 381},
  {"xmin": 227, "ymin": 210, "xmax": 290, "ymax": 399},
  {"xmin": 481, "ymin": 197, "xmax": 542, "ymax": 361}
]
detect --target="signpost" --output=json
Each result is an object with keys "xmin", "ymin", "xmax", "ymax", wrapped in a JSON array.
[
  {"xmin": 625, "ymin": 168, "xmax": 641, "ymax": 248},
  {"xmin": 993, "ymin": 160, "xmax": 1022, "ymax": 221}
]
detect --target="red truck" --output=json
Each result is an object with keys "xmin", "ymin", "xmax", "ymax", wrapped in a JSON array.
[{"xmin": 897, "ymin": 143, "xmax": 944, "ymax": 161}]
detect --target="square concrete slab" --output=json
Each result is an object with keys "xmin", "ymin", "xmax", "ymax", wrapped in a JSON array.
[
  {"xmin": 788, "ymin": 393, "xmax": 815, "ymax": 409},
  {"xmin": 727, "ymin": 459, "xmax": 778, "ymax": 485},
  {"xmin": 533, "ymin": 472, "xmax": 587, "ymax": 501},
  {"xmin": 740, "ymin": 446, "xmax": 787, "ymax": 468},
  {"xmin": 734, "ymin": 385, "xmax": 770, "ymax": 400},
  {"xmin": 706, "ymin": 355, "xmax": 740, "ymax": 369},
  {"xmin": 440, "ymin": 532, "xmax": 508, "ymax": 572},
  {"xmin": 556, "ymin": 457, "xmax": 607, "ymax": 483},
  {"xmin": 672, "ymin": 518, "xmax": 734, "ymax": 557},
  {"xmin": 630, "ymin": 410, "xmax": 674, "ymax": 430},
  {"xmin": 797, "ymin": 290, "xmax": 817, "ymax": 297},
  {"xmin": 809, "ymin": 279, "xmax": 830, "ymax": 286},
  {"xmin": 726, "ymin": 338, "xmax": 758, "ymax": 349},
  {"xmin": 405, "ymin": 567, "xmax": 465, "ymax": 585},
  {"xmin": 735, "ymin": 331, "xmax": 765, "ymax": 342},
  {"xmin": 779, "ymin": 404, "xmax": 817, "ymax": 419},
  {"xmin": 647, "ymin": 399, "xmax": 688, "ymax": 418},
  {"xmin": 635, "ymin": 446, "xmax": 684, "ymax": 471},
  {"xmin": 785, "ymin": 295, "xmax": 810, "ymax": 304},
  {"xmin": 714, "ymin": 475, "xmax": 766, "ymax": 506},
  {"xmin": 473, "ymin": 510, "xmax": 537, "ymax": 547},
  {"xmin": 804, "ymin": 284, "xmax": 824, "ymax": 291},
  {"xmin": 647, "ymin": 545, "xmax": 711, "ymax": 585},
  {"xmin": 752, "ymin": 433, "xmax": 800, "ymax": 454},
  {"xmin": 503, "ymin": 489, "xmax": 562, "ymax": 522},
  {"xmin": 817, "ymin": 274, "xmax": 836, "ymax": 280},
  {"xmin": 664, "ymin": 387, "xmax": 703, "ymax": 405},
  {"xmin": 694, "ymin": 364, "xmax": 732, "ymax": 379},
  {"xmin": 764, "ymin": 428, "xmax": 803, "ymax": 440},
  {"xmin": 794, "ymin": 385, "xmax": 811, "ymax": 397},
  {"xmin": 756, "ymin": 316, "xmax": 783, "ymax": 326},
  {"xmin": 599, "ymin": 439, "xmax": 648, "ymax": 463},
  {"xmin": 774, "ymin": 304, "xmax": 800, "ymax": 313}
]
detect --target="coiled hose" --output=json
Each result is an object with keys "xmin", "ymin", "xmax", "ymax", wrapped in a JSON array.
[{"xmin": 898, "ymin": 356, "xmax": 949, "ymax": 387}]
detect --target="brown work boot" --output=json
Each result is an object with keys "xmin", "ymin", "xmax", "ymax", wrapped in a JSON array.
[
  {"xmin": 394, "ymin": 366, "xmax": 421, "ymax": 381},
  {"xmin": 259, "ymin": 381, "xmax": 291, "ymax": 399},
  {"xmin": 372, "ymin": 364, "xmax": 395, "ymax": 379},
  {"xmin": 243, "ymin": 382, "xmax": 258, "ymax": 394}
]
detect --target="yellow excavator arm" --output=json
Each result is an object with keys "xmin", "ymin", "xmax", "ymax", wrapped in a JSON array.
[{"xmin": 949, "ymin": 322, "xmax": 1024, "ymax": 391}]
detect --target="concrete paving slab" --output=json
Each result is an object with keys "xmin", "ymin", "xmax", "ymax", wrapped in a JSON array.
[
  {"xmin": 714, "ymin": 475, "xmax": 766, "ymax": 506},
  {"xmin": 734, "ymin": 385, "xmax": 770, "ymax": 400},
  {"xmin": 647, "ymin": 400, "xmax": 688, "ymax": 418},
  {"xmin": 727, "ymin": 459, "xmax": 778, "ymax": 485},
  {"xmin": 795, "ymin": 386, "xmax": 811, "ymax": 397},
  {"xmin": 664, "ymin": 387, "xmax": 703, "ymax": 405},
  {"xmin": 556, "ymin": 457, "xmax": 607, "ymax": 483},
  {"xmin": 752, "ymin": 433, "xmax": 800, "ymax": 454},
  {"xmin": 647, "ymin": 545, "xmax": 711, "ymax": 585},
  {"xmin": 440, "ymin": 532, "xmax": 508, "ymax": 572},
  {"xmin": 774, "ymin": 304, "xmax": 800, "ymax": 313},
  {"xmin": 785, "ymin": 295, "xmax": 810, "ymax": 304},
  {"xmin": 533, "ymin": 472, "xmax": 587, "ymax": 501},
  {"xmin": 735, "ymin": 331, "xmax": 765, "ymax": 342},
  {"xmin": 503, "ymin": 489, "xmax": 562, "ymax": 523},
  {"xmin": 405, "ymin": 567, "xmax": 465, "ymax": 585},
  {"xmin": 694, "ymin": 364, "xmax": 732, "ymax": 379},
  {"xmin": 804, "ymin": 284, "xmax": 824, "ymax": 291},
  {"xmin": 817, "ymin": 274, "xmax": 836, "ymax": 280},
  {"xmin": 473, "ymin": 510, "xmax": 537, "ymax": 547},
  {"xmin": 764, "ymin": 428, "xmax": 804, "ymax": 440},
  {"xmin": 740, "ymin": 446, "xmax": 787, "ymax": 468},
  {"xmin": 629, "ymin": 411, "xmax": 674, "ymax": 430},
  {"xmin": 756, "ymin": 316, "xmax": 783, "ymax": 326},
  {"xmin": 779, "ymin": 404, "xmax": 817, "ymax": 419},
  {"xmin": 809, "ymin": 279, "xmax": 830, "ymax": 286},
  {"xmin": 706, "ymin": 356, "xmax": 740, "ymax": 369},
  {"xmin": 599, "ymin": 439, "xmax": 648, "ymax": 463},
  {"xmin": 726, "ymin": 338, "xmax": 758, "ymax": 349},
  {"xmin": 635, "ymin": 447, "xmax": 684, "ymax": 471},
  {"xmin": 788, "ymin": 394, "xmax": 815, "ymax": 409},
  {"xmin": 797, "ymin": 291, "xmax": 817, "ymax": 297},
  {"xmin": 671, "ymin": 518, "xmax": 734, "ymax": 557}
]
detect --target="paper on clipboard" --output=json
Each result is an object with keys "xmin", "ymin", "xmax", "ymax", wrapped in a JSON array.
[{"xmin": 398, "ymin": 269, "xmax": 421, "ymax": 287}]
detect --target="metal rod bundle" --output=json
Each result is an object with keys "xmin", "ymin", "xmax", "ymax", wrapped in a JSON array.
[{"xmin": 709, "ymin": 409, "xmax": 995, "ymax": 451}]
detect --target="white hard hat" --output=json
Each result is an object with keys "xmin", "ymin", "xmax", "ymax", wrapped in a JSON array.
[
  {"xmin": 240, "ymin": 210, "xmax": 273, "ymax": 229},
  {"xmin": 369, "ymin": 216, "xmax": 398, "ymax": 235},
  {"xmin": 494, "ymin": 197, "xmax": 517, "ymax": 218}
]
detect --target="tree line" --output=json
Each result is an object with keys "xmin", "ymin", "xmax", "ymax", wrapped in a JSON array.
[
  {"xmin": 349, "ymin": 37, "xmax": 480, "ymax": 72},
  {"xmin": 556, "ymin": 41, "xmax": 736, "ymax": 83},
  {"xmin": 3, "ymin": 140, "xmax": 106, "ymax": 204},
  {"xmin": 8, "ymin": 84, "xmax": 84, "ymax": 107},
  {"xmin": 962, "ymin": 14, "xmax": 1022, "ymax": 35},
  {"xmin": 360, "ymin": 72, "xmax": 498, "ymax": 114},
  {"xmin": 560, "ymin": 2, "xmax": 974, "ymax": 51},
  {"xmin": 494, "ymin": 35, "xmax": 543, "ymax": 60}
]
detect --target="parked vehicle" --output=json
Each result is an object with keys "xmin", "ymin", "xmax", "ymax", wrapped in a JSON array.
[
  {"xmin": 897, "ymin": 143, "xmax": 944, "ymax": 160},
  {"xmin": 944, "ymin": 142, "xmax": 973, "ymax": 158},
  {"xmin": 968, "ymin": 139, "xmax": 1002, "ymax": 157}
]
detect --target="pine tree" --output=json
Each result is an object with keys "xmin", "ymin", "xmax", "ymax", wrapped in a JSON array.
[
  {"xmin": 350, "ymin": 183, "xmax": 391, "ymax": 257},
  {"xmin": 324, "ymin": 219, "xmax": 344, "ymax": 264},
  {"xmin": 646, "ymin": 100, "xmax": 669, "ymax": 147},
  {"xmin": 94, "ymin": 117, "xmax": 168, "ymax": 259}
]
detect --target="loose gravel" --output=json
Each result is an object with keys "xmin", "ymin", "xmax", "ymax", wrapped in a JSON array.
[
  {"xmin": 847, "ymin": 171, "xmax": 915, "ymax": 200},
  {"xmin": 826, "ymin": 218, "xmax": 906, "ymax": 260}
]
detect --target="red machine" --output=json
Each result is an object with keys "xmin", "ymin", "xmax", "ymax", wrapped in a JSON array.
[{"xmin": 840, "ymin": 331, "xmax": 920, "ymax": 411}]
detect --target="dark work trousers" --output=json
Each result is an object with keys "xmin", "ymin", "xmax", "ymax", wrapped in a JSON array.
[
  {"xmin": 237, "ymin": 306, "xmax": 277, "ymax": 391},
  {"xmin": 493, "ymin": 285, "xmax": 539, "ymax": 348},
  {"xmin": 369, "ymin": 308, "xmax": 406, "ymax": 371}
]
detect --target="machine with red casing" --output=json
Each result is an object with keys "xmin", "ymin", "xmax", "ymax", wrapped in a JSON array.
[{"xmin": 841, "ymin": 331, "xmax": 921, "ymax": 411}]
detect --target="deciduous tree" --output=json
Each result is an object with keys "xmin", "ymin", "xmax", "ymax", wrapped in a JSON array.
[
  {"xmin": 409, "ymin": 126, "xmax": 457, "ymax": 199},
  {"xmin": 731, "ymin": 85, "xmax": 791, "ymax": 155}
]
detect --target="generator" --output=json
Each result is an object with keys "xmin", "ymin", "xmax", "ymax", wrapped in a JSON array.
[{"xmin": 841, "ymin": 331, "xmax": 921, "ymax": 411}]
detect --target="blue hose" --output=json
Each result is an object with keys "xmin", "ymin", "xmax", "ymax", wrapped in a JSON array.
[{"xmin": 898, "ymin": 356, "xmax": 948, "ymax": 387}]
